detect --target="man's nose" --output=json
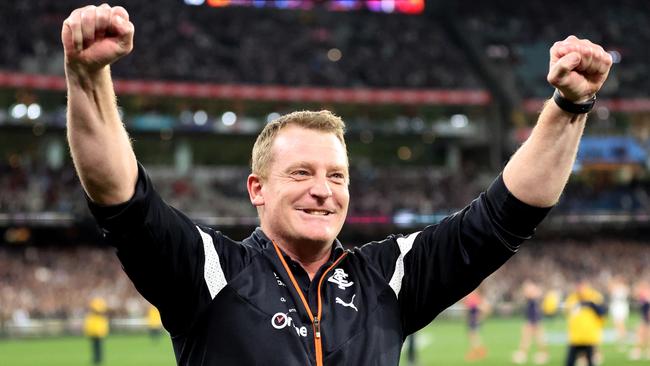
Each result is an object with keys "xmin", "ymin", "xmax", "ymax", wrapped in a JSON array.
[{"xmin": 310, "ymin": 177, "xmax": 333, "ymax": 198}]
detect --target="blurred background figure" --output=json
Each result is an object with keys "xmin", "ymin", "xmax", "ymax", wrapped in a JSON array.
[
  {"xmin": 564, "ymin": 280, "xmax": 606, "ymax": 366},
  {"xmin": 147, "ymin": 305, "xmax": 163, "ymax": 343},
  {"xmin": 512, "ymin": 280, "xmax": 548, "ymax": 364},
  {"xmin": 83, "ymin": 297, "xmax": 109, "ymax": 365},
  {"xmin": 464, "ymin": 289, "xmax": 489, "ymax": 362},
  {"xmin": 542, "ymin": 288, "xmax": 561, "ymax": 321},
  {"xmin": 629, "ymin": 280, "xmax": 650, "ymax": 361},
  {"xmin": 405, "ymin": 333, "xmax": 417, "ymax": 366},
  {"xmin": 608, "ymin": 275, "xmax": 630, "ymax": 351}
]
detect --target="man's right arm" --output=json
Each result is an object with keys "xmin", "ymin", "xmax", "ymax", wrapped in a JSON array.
[
  {"xmin": 63, "ymin": 4, "xmax": 137, "ymax": 205},
  {"xmin": 63, "ymin": 6, "xmax": 259, "ymax": 337}
]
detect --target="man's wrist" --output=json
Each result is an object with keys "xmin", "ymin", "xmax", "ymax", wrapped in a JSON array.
[
  {"xmin": 552, "ymin": 89, "xmax": 596, "ymax": 114},
  {"xmin": 65, "ymin": 64, "xmax": 111, "ymax": 90}
]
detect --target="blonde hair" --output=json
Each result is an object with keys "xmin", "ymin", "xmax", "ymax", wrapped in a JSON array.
[{"xmin": 251, "ymin": 110, "xmax": 347, "ymax": 179}]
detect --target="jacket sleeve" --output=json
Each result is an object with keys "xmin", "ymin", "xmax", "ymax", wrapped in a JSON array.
[
  {"xmin": 87, "ymin": 163, "xmax": 251, "ymax": 336},
  {"xmin": 359, "ymin": 174, "xmax": 551, "ymax": 335}
]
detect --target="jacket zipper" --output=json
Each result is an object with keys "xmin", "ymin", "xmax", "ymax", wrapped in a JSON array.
[
  {"xmin": 314, "ymin": 316, "xmax": 321, "ymax": 338},
  {"xmin": 272, "ymin": 241, "xmax": 347, "ymax": 366}
]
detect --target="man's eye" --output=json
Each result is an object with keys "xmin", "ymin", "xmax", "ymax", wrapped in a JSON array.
[{"xmin": 293, "ymin": 170, "xmax": 310, "ymax": 176}]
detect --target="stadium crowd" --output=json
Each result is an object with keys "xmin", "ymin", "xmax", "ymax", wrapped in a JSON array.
[
  {"xmin": 0, "ymin": 160, "xmax": 86, "ymax": 217},
  {"xmin": 2, "ymin": 0, "xmax": 649, "ymax": 97},
  {"xmin": 0, "ymin": 0, "xmax": 479, "ymax": 89},
  {"xmin": 453, "ymin": 0, "xmax": 650, "ymax": 97},
  {"xmin": 2, "ymin": 159, "xmax": 648, "ymax": 221},
  {"xmin": 0, "ymin": 245, "xmax": 143, "ymax": 323},
  {"xmin": 1, "ymin": 239, "xmax": 648, "ymax": 325},
  {"xmin": 484, "ymin": 239, "xmax": 650, "ymax": 308}
]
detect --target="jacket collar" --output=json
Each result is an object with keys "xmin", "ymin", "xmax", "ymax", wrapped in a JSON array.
[{"xmin": 250, "ymin": 227, "xmax": 345, "ymax": 260}]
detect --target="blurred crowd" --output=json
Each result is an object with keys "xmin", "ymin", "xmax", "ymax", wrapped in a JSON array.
[
  {"xmin": 453, "ymin": 0, "xmax": 649, "ymax": 97},
  {"xmin": 485, "ymin": 239, "xmax": 650, "ymax": 308},
  {"xmin": 0, "ymin": 245, "xmax": 144, "ymax": 323},
  {"xmin": 1, "ymin": 159, "xmax": 648, "ymax": 222},
  {"xmin": 1, "ymin": 1, "xmax": 648, "ymax": 96},
  {"xmin": 1, "ymin": 239, "xmax": 648, "ymax": 325},
  {"xmin": 559, "ymin": 177, "xmax": 650, "ymax": 213},
  {"xmin": 0, "ymin": 0, "xmax": 479, "ymax": 89},
  {"xmin": 0, "ymin": 160, "xmax": 86, "ymax": 217}
]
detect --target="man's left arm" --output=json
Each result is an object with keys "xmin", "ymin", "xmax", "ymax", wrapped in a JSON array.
[
  {"xmin": 503, "ymin": 36, "xmax": 613, "ymax": 207},
  {"xmin": 387, "ymin": 36, "xmax": 613, "ymax": 336}
]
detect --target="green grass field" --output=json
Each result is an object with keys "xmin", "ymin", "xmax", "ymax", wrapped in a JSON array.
[{"xmin": 0, "ymin": 317, "xmax": 645, "ymax": 365}]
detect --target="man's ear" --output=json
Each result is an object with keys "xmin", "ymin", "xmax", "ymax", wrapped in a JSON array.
[{"xmin": 247, "ymin": 174, "xmax": 265, "ymax": 206}]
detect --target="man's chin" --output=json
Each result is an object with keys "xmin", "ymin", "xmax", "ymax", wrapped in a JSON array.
[{"xmin": 296, "ymin": 231, "xmax": 336, "ymax": 247}]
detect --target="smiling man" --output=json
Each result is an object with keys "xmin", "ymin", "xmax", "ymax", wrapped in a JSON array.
[
  {"xmin": 247, "ymin": 116, "xmax": 350, "ymax": 278},
  {"xmin": 63, "ymin": 4, "xmax": 612, "ymax": 366}
]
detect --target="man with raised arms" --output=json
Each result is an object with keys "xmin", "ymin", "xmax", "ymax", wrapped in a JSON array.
[{"xmin": 63, "ymin": 4, "xmax": 612, "ymax": 365}]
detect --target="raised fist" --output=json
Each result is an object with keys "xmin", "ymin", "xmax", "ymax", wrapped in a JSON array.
[
  {"xmin": 547, "ymin": 36, "xmax": 613, "ymax": 102},
  {"xmin": 62, "ymin": 4, "xmax": 134, "ymax": 73}
]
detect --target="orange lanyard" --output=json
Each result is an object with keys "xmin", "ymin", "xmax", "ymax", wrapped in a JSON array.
[{"xmin": 272, "ymin": 241, "xmax": 347, "ymax": 366}]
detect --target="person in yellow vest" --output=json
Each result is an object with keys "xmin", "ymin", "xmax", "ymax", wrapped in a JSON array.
[
  {"xmin": 83, "ymin": 297, "xmax": 109, "ymax": 365},
  {"xmin": 147, "ymin": 305, "xmax": 163, "ymax": 342},
  {"xmin": 564, "ymin": 280, "xmax": 606, "ymax": 366},
  {"xmin": 542, "ymin": 289, "xmax": 561, "ymax": 319}
]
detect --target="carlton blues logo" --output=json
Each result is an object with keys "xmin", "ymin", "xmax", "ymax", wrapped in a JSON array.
[{"xmin": 328, "ymin": 268, "xmax": 354, "ymax": 290}]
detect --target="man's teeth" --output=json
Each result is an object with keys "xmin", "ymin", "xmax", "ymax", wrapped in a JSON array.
[{"xmin": 304, "ymin": 210, "xmax": 330, "ymax": 215}]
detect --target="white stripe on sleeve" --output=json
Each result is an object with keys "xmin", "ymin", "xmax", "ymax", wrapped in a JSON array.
[
  {"xmin": 197, "ymin": 226, "xmax": 227, "ymax": 299},
  {"xmin": 388, "ymin": 231, "xmax": 420, "ymax": 299}
]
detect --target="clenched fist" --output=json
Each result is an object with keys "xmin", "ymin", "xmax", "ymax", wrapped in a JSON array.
[
  {"xmin": 62, "ymin": 4, "xmax": 134, "ymax": 73},
  {"xmin": 547, "ymin": 36, "xmax": 613, "ymax": 103}
]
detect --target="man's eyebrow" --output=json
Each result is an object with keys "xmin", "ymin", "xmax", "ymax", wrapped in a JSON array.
[
  {"xmin": 285, "ymin": 162, "xmax": 311, "ymax": 169},
  {"xmin": 282, "ymin": 162, "xmax": 313, "ymax": 172},
  {"xmin": 328, "ymin": 165, "xmax": 348, "ymax": 173}
]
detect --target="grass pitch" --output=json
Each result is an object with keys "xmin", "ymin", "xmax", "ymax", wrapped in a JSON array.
[{"xmin": 0, "ymin": 317, "xmax": 644, "ymax": 365}]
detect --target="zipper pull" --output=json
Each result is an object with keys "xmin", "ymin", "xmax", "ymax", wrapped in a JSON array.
[{"xmin": 314, "ymin": 317, "xmax": 321, "ymax": 338}]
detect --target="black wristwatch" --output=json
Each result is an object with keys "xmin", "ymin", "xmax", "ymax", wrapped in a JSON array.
[{"xmin": 553, "ymin": 89, "xmax": 596, "ymax": 114}]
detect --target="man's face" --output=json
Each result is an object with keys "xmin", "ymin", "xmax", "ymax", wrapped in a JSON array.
[{"xmin": 249, "ymin": 125, "xmax": 349, "ymax": 248}]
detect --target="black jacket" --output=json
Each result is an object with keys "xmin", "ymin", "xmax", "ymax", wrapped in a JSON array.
[{"xmin": 89, "ymin": 164, "xmax": 550, "ymax": 365}]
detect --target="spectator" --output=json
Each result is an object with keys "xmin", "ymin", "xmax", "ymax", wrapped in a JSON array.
[
  {"xmin": 83, "ymin": 297, "xmax": 109, "ymax": 365},
  {"xmin": 564, "ymin": 280, "xmax": 606, "ymax": 366}
]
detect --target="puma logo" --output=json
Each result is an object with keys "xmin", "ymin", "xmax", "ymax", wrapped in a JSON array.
[{"xmin": 335, "ymin": 294, "xmax": 358, "ymax": 312}]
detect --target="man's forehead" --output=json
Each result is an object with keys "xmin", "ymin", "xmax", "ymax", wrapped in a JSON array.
[
  {"xmin": 272, "ymin": 127, "xmax": 345, "ymax": 153},
  {"xmin": 269, "ymin": 127, "xmax": 349, "ymax": 169}
]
